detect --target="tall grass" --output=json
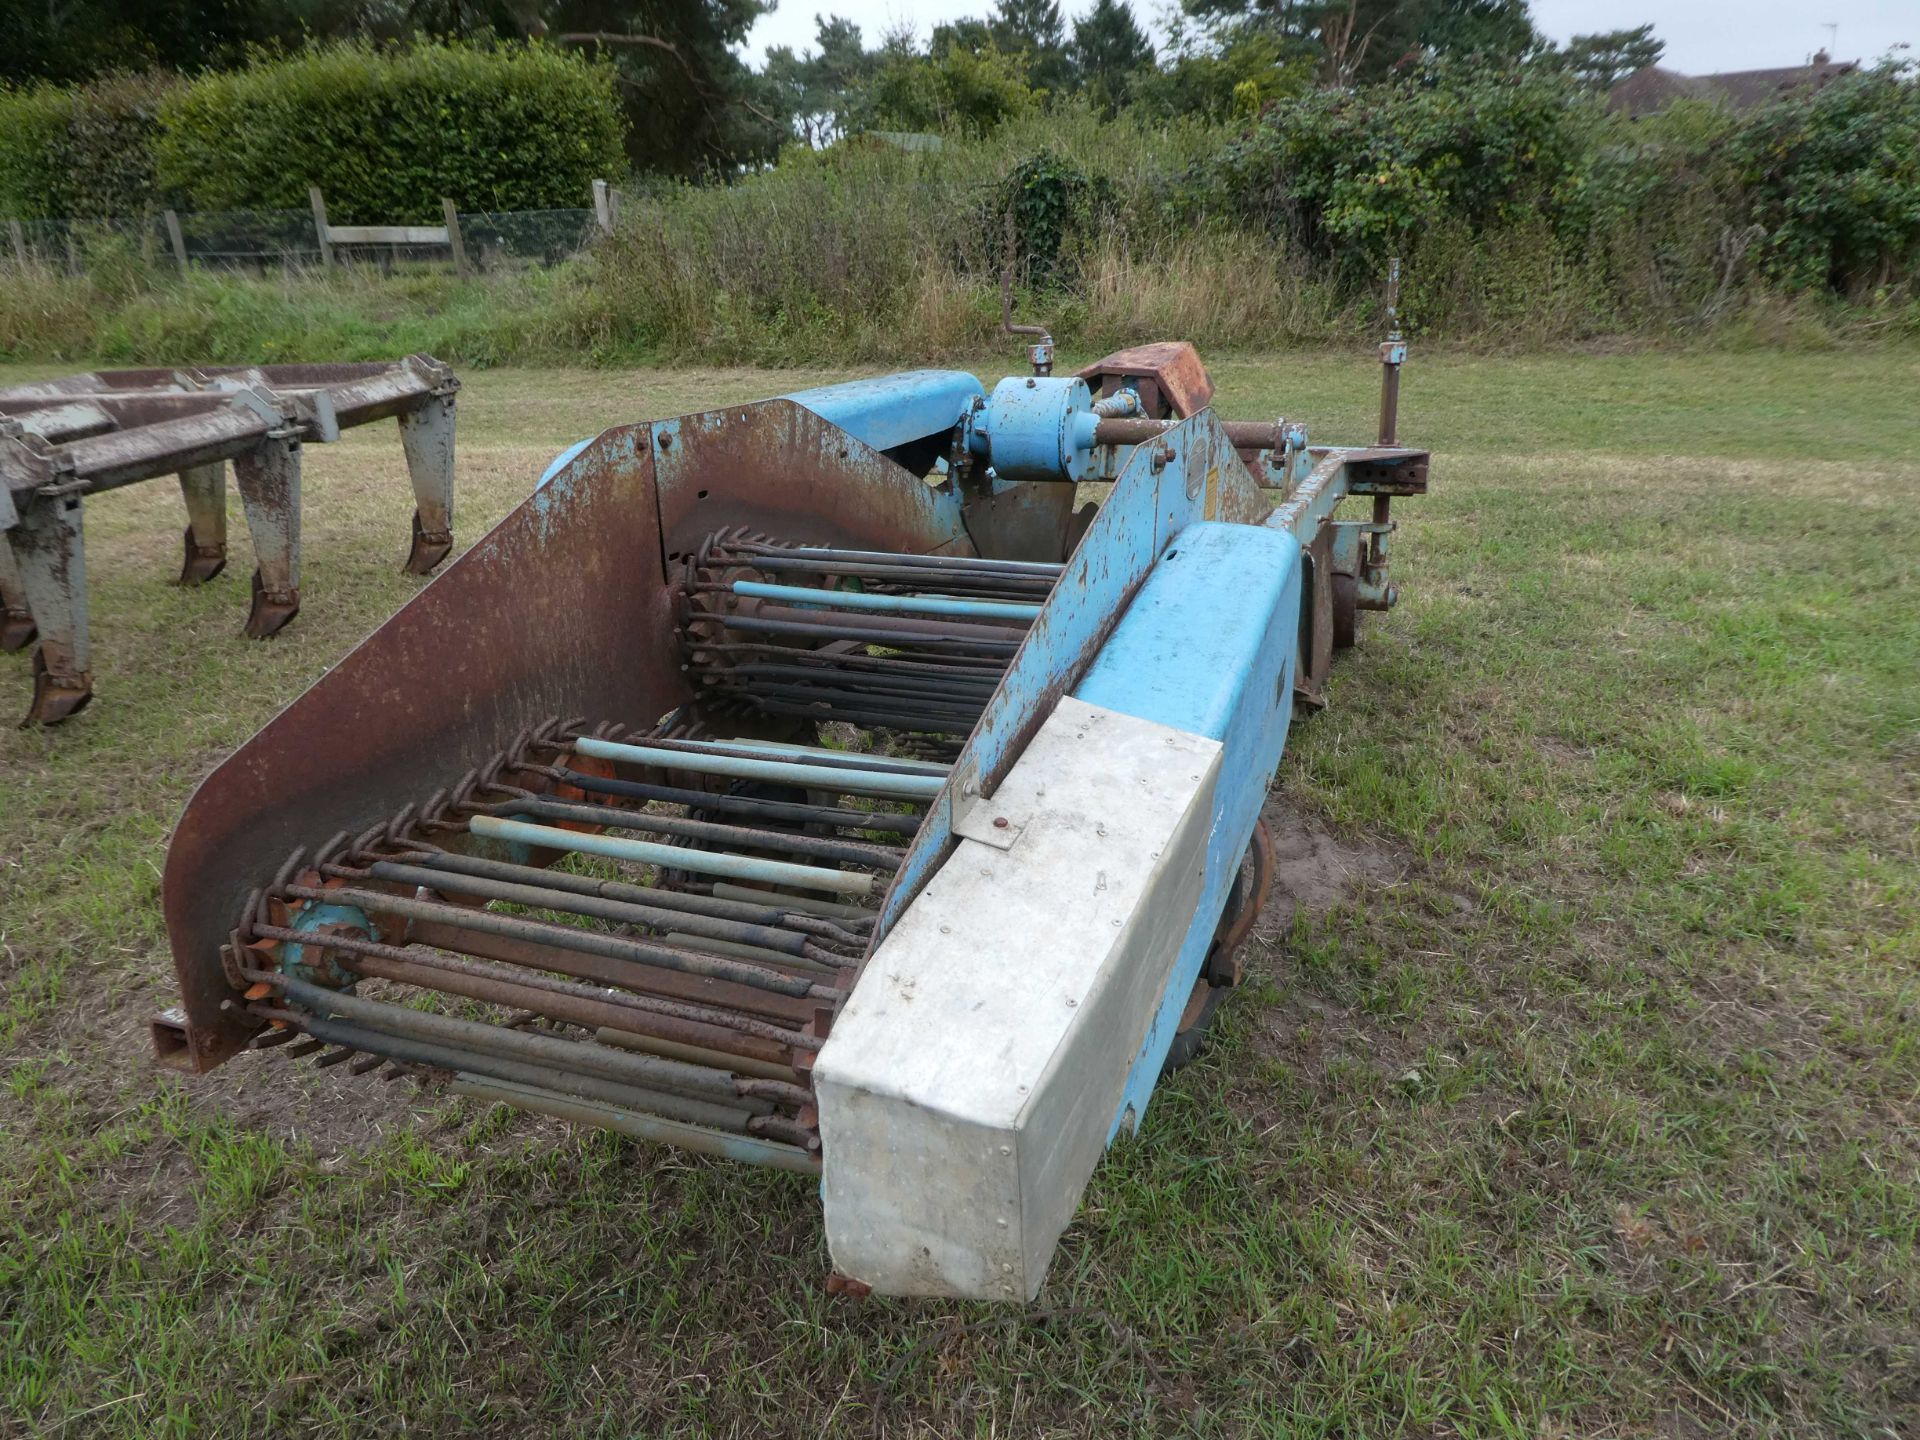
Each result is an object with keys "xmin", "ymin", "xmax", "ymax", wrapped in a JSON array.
[{"xmin": 1, "ymin": 99, "xmax": 1913, "ymax": 369}]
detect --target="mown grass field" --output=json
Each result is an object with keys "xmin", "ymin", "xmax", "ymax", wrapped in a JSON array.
[{"xmin": 1, "ymin": 350, "xmax": 1916, "ymax": 1438}]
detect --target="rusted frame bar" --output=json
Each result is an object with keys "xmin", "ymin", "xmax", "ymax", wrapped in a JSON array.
[
  {"xmin": 281, "ymin": 881, "xmax": 834, "ymax": 999},
  {"xmin": 254, "ymin": 920, "xmax": 819, "ymax": 1045}
]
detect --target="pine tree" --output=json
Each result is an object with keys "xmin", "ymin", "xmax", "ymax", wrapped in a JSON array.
[{"xmin": 1072, "ymin": 0, "xmax": 1154, "ymax": 110}]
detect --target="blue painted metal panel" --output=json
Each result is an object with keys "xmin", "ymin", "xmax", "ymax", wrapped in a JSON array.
[
  {"xmin": 781, "ymin": 371, "xmax": 984, "ymax": 455},
  {"xmin": 1070, "ymin": 522, "xmax": 1303, "ymax": 1133},
  {"xmin": 871, "ymin": 408, "xmax": 1247, "ymax": 937}
]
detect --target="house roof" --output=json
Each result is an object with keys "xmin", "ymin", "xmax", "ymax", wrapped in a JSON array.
[{"xmin": 1608, "ymin": 54, "xmax": 1860, "ymax": 116}]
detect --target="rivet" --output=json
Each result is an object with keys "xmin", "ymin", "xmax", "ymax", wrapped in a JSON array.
[
  {"xmin": 1112, "ymin": 919, "xmax": 1122, "ymax": 928},
  {"xmin": 1065, "ymin": 997, "xmax": 1078, "ymax": 1007},
  {"xmin": 939, "ymin": 924, "xmax": 951, "ymax": 934}
]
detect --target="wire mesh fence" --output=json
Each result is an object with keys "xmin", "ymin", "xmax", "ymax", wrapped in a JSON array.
[{"xmin": 0, "ymin": 205, "xmax": 602, "ymax": 276}]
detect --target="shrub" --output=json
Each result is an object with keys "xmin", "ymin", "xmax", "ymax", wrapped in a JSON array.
[
  {"xmin": 856, "ymin": 39, "xmax": 1036, "ymax": 138},
  {"xmin": 1728, "ymin": 64, "xmax": 1920, "ymax": 294},
  {"xmin": 0, "ymin": 72, "xmax": 177, "ymax": 220},
  {"xmin": 53, "ymin": 71, "xmax": 177, "ymax": 218},
  {"xmin": 0, "ymin": 85, "xmax": 73, "ymax": 217},
  {"xmin": 153, "ymin": 41, "xmax": 625, "ymax": 223},
  {"xmin": 995, "ymin": 151, "xmax": 1117, "ymax": 288},
  {"xmin": 1186, "ymin": 64, "xmax": 1601, "ymax": 286}
]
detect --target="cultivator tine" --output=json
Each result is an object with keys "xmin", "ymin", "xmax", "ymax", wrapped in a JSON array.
[
  {"xmin": 11, "ymin": 491, "xmax": 91, "ymax": 725},
  {"xmin": 176, "ymin": 462, "xmax": 229, "ymax": 585},
  {"xmin": 233, "ymin": 436, "xmax": 301, "ymax": 638},
  {"xmin": 397, "ymin": 384, "xmax": 456, "ymax": 575},
  {"xmin": 0, "ymin": 538, "xmax": 36, "ymax": 651}
]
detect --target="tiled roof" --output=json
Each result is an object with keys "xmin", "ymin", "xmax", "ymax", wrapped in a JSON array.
[{"xmin": 1608, "ymin": 56, "xmax": 1860, "ymax": 116}]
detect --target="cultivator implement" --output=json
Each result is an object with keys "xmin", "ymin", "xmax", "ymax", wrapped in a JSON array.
[
  {"xmin": 0, "ymin": 356, "xmax": 457, "ymax": 724},
  {"xmin": 159, "ymin": 323, "xmax": 1428, "ymax": 1299}
]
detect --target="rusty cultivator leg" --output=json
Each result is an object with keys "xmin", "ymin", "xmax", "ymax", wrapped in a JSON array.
[
  {"xmin": 0, "ymin": 355, "xmax": 460, "ymax": 724},
  {"xmin": 177, "ymin": 463, "xmax": 229, "ymax": 586},
  {"xmin": 159, "ymin": 311, "xmax": 1430, "ymax": 1300}
]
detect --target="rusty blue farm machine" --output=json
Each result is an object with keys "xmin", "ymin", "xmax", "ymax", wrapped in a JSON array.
[{"xmin": 155, "ymin": 316, "xmax": 1427, "ymax": 1300}]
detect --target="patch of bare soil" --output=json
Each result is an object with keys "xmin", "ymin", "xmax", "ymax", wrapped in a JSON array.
[
  {"xmin": 1236, "ymin": 798, "xmax": 1420, "ymax": 1080},
  {"xmin": 1250, "ymin": 797, "xmax": 1406, "ymax": 939}
]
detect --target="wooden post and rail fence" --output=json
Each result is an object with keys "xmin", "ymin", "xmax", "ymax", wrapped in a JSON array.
[{"xmin": 4, "ymin": 179, "xmax": 630, "ymax": 276}]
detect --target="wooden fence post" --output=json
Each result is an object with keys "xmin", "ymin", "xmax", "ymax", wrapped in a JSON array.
[
  {"xmin": 441, "ymin": 198, "xmax": 468, "ymax": 276},
  {"xmin": 309, "ymin": 186, "xmax": 334, "ymax": 268},
  {"xmin": 163, "ymin": 209, "xmax": 189, "ymax": 274},
  {"xmin": 6, "ymin": 220, "xmax": 26, "ymax": 268},
  {"xmin": 592, "ymin": 178, "xmax": 613, "ymax": 235},
  {"xmin": 609, "ymin": 187, "xmax": 625, "ymax": 227}
]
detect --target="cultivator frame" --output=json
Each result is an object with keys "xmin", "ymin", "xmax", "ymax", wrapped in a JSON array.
[
  {"xmin": 0, "ymin": 356, "xmax": 458, "ymax": 723},
  {"xmin": 157, "ymin": 318, "xmax": 1428, "ymax": 1299}
]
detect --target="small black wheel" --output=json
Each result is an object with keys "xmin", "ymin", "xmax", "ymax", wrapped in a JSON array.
[
  {"xmin": 1162, "ymin": 982, "xmax": 1227, "ymax": 1074},
  {"xmin": 1159, "ymin": 820, "xmax": 1275, "ymax": 1076}
]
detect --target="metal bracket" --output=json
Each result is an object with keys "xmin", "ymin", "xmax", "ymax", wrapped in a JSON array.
[{"xmin": 953, "ymin": 795, "xmax": 1027, "ymax": 851}]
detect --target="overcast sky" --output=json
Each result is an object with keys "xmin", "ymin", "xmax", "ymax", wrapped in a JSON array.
[{"xmin": 746, "ymin": 0, "xmax": 1917, "ymax": 75}]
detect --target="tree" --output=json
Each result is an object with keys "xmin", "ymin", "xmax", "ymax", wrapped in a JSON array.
[
  {"xmin": 1558, "ymin": 24, "xmax": 1663, "ymax": 89},
  {"xmin": 1072, "ymin": 0, "xmax": 1153, "ymax": 111},
  {"xmin": 542, "ymin": 0, "xmax": 787, "ymax": 174},
  {"xmin": 992, "ymin": 0, "xmax": 1066, "ymax": 53},
  {"xmin": 1178, "ymin": 0, "xmax": 1544, "ymax": 85},
  {"xmin": 1414, "ymin": 0, "xmax": 1537, "ymax": 66},
  {"xmin": 990, "ymin": 0, "xmax": 1074, "ymax": 93},
  {"xmin": 764, "ymin": 13, "xmax": 878, "ymax": 145},
  {"xmin": 1131, "ymin": 23, "xmax": 1312, "ymax": 119},
  {"xmin": 0, "ymin": 0, "xmax": 269, "ymax": 84},
  {"xmin": 857, "ymin": 35, "xmax": 1035, "ymax": 135}
]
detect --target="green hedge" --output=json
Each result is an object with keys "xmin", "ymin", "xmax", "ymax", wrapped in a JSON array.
[
  {"xmin": 1, "ymin": 41, "xmax": 624, "ymax": 224},
  {"xmin": 0, "ymin": 86, "xmax": 70, "ymax": 218},
  {"xmin": 0, "ymin": 74, "xmax": 176, "ymax": 219},
  {"xmin": 154, "ymin": 42, "xmax": 625, "ymax": 223}
]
